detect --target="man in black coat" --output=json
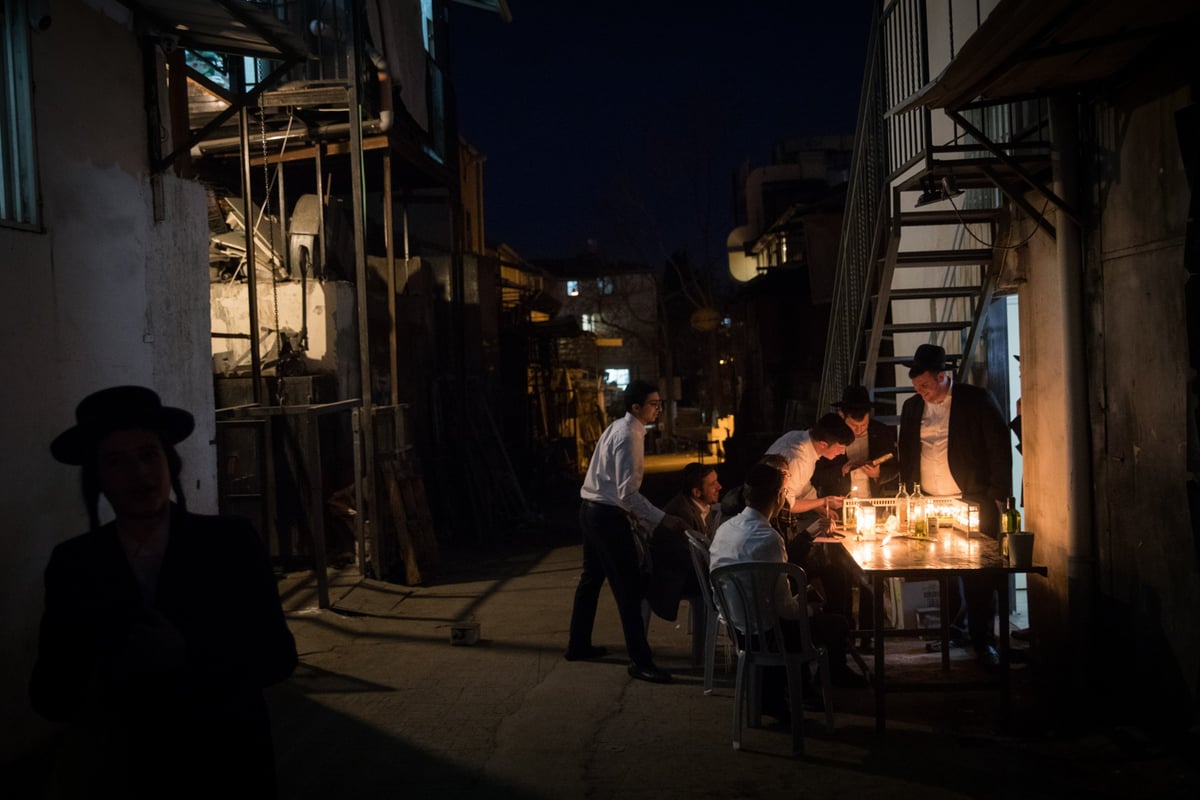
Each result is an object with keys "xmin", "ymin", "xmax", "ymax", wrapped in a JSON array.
[
  {"xmin": 897, "ymin": 345, "xmax": 1012, "ymax": 667},
  {"xmin": 813, "ymin": 385, "xmax": 899, "ymax": 499},
  {"xmin": 646, "ymin": 463, "xmax": 722, "ymax": 621},
  {"xmin": 31, "ymin": 386, "xmax": 298, "ymax": 798}
]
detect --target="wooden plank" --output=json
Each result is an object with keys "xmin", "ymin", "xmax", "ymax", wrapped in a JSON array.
[
  {"xmin": 400, "ymin": 476, "xmax": 440, "ymax": 573},
  {"xmin": 381, "ymin": 459, "xmax": 423, "ymax": 586}
]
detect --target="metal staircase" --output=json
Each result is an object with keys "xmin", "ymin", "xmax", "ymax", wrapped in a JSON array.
[{"xmin": 820, "ymin": 0, "xmax": 1055, "ymax": 418}]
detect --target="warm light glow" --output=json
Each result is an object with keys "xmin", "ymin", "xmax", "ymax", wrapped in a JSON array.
[
  {"xmin": 848, "ymin": 495, "xmax": 979, "ymax": 537},
  {"xmin": 856, "ymin": 505, "xmax": 876, "ymax": 539}
]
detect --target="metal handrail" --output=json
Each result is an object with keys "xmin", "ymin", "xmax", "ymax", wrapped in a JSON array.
[
  {"xmin": 818, "ymin": 12, "xmax": 888, "ymax": 413},
  {"xmin": 821, "ymin": 1, "xmax": 1051, "ymax": 412}
]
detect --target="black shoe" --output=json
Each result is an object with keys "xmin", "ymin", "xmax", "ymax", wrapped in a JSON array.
[
  {"xmin": 564, "ymin": 645, "xmax": 608, "ymax": 662},
  {"xmin": 628, "ymin": 663, "xmax": 672, "ymax": 683},
  {"xmin": 977, "ymin": 645, "xmax": 1001, "ymax": 670}
]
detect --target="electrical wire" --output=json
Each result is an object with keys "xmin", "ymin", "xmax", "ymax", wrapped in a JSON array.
[{"xmin": 945, "ymin": 184, "xmax": 1051, "ymax": 251}]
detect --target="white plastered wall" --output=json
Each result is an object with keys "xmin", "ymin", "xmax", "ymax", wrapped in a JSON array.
[{"xmin": 0, "ymin": 0, "xmax": 215, "ymax": 760}]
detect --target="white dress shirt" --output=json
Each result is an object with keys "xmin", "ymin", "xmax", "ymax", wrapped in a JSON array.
[
  {"xmin": 764, "ymin": 430, "xmax": 819, "ymax": 508},
  {"xmin": 709, "ymin": 506, "xmax": 802, "ymax": 626},
  {"xmin": 919, "ymin": 389, "xmax": 962, "ymax": 496},
  {"xmin": 580, "ymin": 412, "xmax": 665, "ymax": 528}
]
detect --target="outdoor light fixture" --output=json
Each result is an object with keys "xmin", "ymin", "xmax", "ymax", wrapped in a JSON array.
[{"xmin": 914, "ymin": 176, "xmax": 964, "ymax": 207}]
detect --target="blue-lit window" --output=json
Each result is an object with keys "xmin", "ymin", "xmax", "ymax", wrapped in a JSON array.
[
  {"xmin": 422, "ymin": 0, "xmax": 435, "ymax": 55},
  {"xmin": 605, "ymin": 368, "xmax": 630, "ymax": 389},
  {"xmin": 1, "ymin": 0, "xmax": 38, "ymax": 227},
  {"xmin": 567, "ymin": 280, "xmax": 580, "ymax": 297},
  {"xmin": 597, "ymin": 277, "xmax": 614, "ymax": 295}
]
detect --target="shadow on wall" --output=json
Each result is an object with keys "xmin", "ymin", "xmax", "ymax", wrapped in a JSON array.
[{"xmin": 1094, "ymin": 589, "xmax": 1194, "ymax": 738}]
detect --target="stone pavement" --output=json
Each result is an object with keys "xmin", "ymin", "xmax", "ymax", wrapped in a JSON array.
[{"xmin": 270, "ymin": 523, "xmax": 1200, "ymax": 799}]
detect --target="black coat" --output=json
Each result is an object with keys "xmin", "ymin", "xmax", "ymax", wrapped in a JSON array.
[
  {"xmin": 30, "ymin": 506, "xmax": 297, "ymax": 797},
  {"xmin": 812, "ymin": 418, "xmax": 899, "ymax": 498},
  {"xmin": 898, "ymin": 382, "xmax": 1012, "ymax": 535},
  {"xmin": 644, "ymin": 493, "xmax": 718, "ymax": 622}
]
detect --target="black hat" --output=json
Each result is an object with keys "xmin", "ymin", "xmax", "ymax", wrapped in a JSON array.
[
  {"xmin": 51, "ymin": 385, "xmax": 194, "ymax": 465},
  {"xmin": 832, "ymin": 385, "xmax": 876, "ymax": 413},
  {"xmin": 901, "ymin": 343, "xmax": 949, "ymax": 373}
]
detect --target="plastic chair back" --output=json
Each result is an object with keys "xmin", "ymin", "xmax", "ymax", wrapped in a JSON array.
[
  {"xmin": 684, "ymin": 530, "xmax": 721, "ymax": 693},
  {"xmin": 709, "ymin": 560, "xmax": 833, "ymax": 754}
]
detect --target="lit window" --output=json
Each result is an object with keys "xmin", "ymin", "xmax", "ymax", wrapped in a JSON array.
[
  {"xmin": 567, "ymin": 280, "xmax": 580, "ymax": 297},
  {"xmin": 1, "ymin": 0, "xmax": 39, "ymax": 226},
  {"xmin": 580, "ymin": 313, "xmax": 593, "ymax": 332},
  {"xmin": 598, "ymin": 276, "xmax": 614, "ymax": 295},
  {"xmin": 421, "ymin": 0, "xmax": 435, "ymax": 56},
  {"xmin": 605, "ymin": 368, "xmax": 630, "ymax": 389}
]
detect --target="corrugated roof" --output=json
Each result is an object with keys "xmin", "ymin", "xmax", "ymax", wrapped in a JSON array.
[
  {"xmin": 899, "ymin": 0, "xmax": 1200, "ymax": 112},
  {"xmin": 116, "ymin": 0, "xmax": 310, "ymax": 61}
]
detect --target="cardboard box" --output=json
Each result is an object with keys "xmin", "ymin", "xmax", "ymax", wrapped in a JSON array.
[{"xmin": 898, "ymin": 579, "xmax": 940, "ymax": 629}]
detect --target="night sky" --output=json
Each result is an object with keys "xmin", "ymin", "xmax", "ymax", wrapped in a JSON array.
[{"xmin": 449, "ymin": 1, "xmax": 873, "ymax": 267}]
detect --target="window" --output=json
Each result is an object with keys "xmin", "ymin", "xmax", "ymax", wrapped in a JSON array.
[
  {"xmin": 1, "ymin": 0, "xmax": 39, "ymax": 226},
  {"xmin": 580, "ymin": 313, "xmax": 594, "ymax": 332},
  {"xmin": 567, "ymin": 280, "xmax": 580, "ymax": 297},
  {"xmin": 604, "ymin": 368, "xmax": 630, "ymax": 389},
  {"xmin": 597, "ymin": 276, "xmax": 614, "ymax": 295}
]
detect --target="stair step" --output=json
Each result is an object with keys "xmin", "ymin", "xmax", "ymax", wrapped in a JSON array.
[
  {"xmin": 868, "ymin": 354, "xmax": 964, "ymax": 366},
  {"xmin": 879, "ymin": 286, "xmax": 979, "ymax": 301},
  {"xmin": 878, "ymin": 321, "xmax": 971, "ymax": 334},
  {"xmin": 891, "ymin": 249, "xmax": 993, "ymax": 267},
  {"xmin": 899, "ymin": 209, "xmax": 1000, "ymax": 226}
]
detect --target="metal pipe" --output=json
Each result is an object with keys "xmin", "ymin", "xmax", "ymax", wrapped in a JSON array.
[
  {"xmin": 347, "ymin": 5, "xmax": 381, "ymax": 579},
  {"xmin": 384, "ymin": 149, "xmax": 399, "ymax": 407},
  {"xmin": 1051, "ymin": 93, "xmax": 1093, "ymax": 691},
  {"xmin": 238, "ymin": 99, "xmax": 263, "ymax": 404},
  {"xmin": 191, "ymin": 118, "xmax": 390, "ymax": 159}
]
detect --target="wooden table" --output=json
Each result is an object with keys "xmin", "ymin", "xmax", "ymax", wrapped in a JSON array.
[{"xmin": 817, "ymin": 529, "xmax": 1047, "ymax": 733}]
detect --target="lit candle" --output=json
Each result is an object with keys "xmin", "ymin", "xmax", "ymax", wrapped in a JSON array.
[{"xmin": 857, "ymin": 505, "xmax": 876, "ymax": 538}]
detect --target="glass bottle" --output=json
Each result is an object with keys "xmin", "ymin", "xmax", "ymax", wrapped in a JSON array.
[
  {"xmin": 1002, "ymin": 496, "xmax": 1021, "ymax": 560},
  {"xmin": 894, "ymin": 481, "xmax": 909, "ymax": 532},
  {"xmin": 911, "ymin": 483, "xmax": 926, "ymax": 537}
]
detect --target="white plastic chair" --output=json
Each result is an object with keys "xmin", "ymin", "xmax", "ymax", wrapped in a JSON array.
[
  {"xmin": 683, "ymin": 530, "xmax": 723, "ymax": 694},
  {"xmin": 709, "ymin": 561, "xmax": 834, "ymax": 755}
]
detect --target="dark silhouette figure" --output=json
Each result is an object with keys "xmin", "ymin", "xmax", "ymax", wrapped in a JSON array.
[{"xmin": 31, "ymin": 386, "xmax": 298, "ymax": 798}]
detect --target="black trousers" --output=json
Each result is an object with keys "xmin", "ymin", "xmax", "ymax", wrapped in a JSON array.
[
  {"xmin": 961, "ymin": 495, "xmax": 1001, "ymax": 652},
  {"xmin": 568, "ymin": 500, "xmax": 655, "ymax": 667}
]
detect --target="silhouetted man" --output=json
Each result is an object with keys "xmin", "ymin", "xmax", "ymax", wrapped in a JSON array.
[{"xmin": 31, "ymin": 386, "xmax": 298, "ymax": 798}]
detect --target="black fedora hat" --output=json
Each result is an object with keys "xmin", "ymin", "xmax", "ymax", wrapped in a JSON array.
[
  {"xmin": 901, "ymin": 343, "xmax": 949, "ymax": 373},
  {"xmin": 832, "ymin": 385, "xmax": 876, "ymax": 413},
  {"xmin": 51, "ymin": 385, "xmax": 194, "ymax": 465}
]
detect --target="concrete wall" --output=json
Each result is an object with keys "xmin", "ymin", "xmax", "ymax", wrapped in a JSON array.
[
  {"xmin": 0, "ymin": 0, "xmax": 216, "ymax": 761},
  {"xmin": 1020, "ymin": 84, "xmax": 1197, "ymax": 722},
  {"xmin": 210, "ymin": 280, "xmax": 360, "ymax": 401}
]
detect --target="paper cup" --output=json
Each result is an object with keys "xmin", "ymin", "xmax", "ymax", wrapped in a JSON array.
[{"xmin": 1008, "ymin": 531, "xmax": 1035, "ymax": 568}]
